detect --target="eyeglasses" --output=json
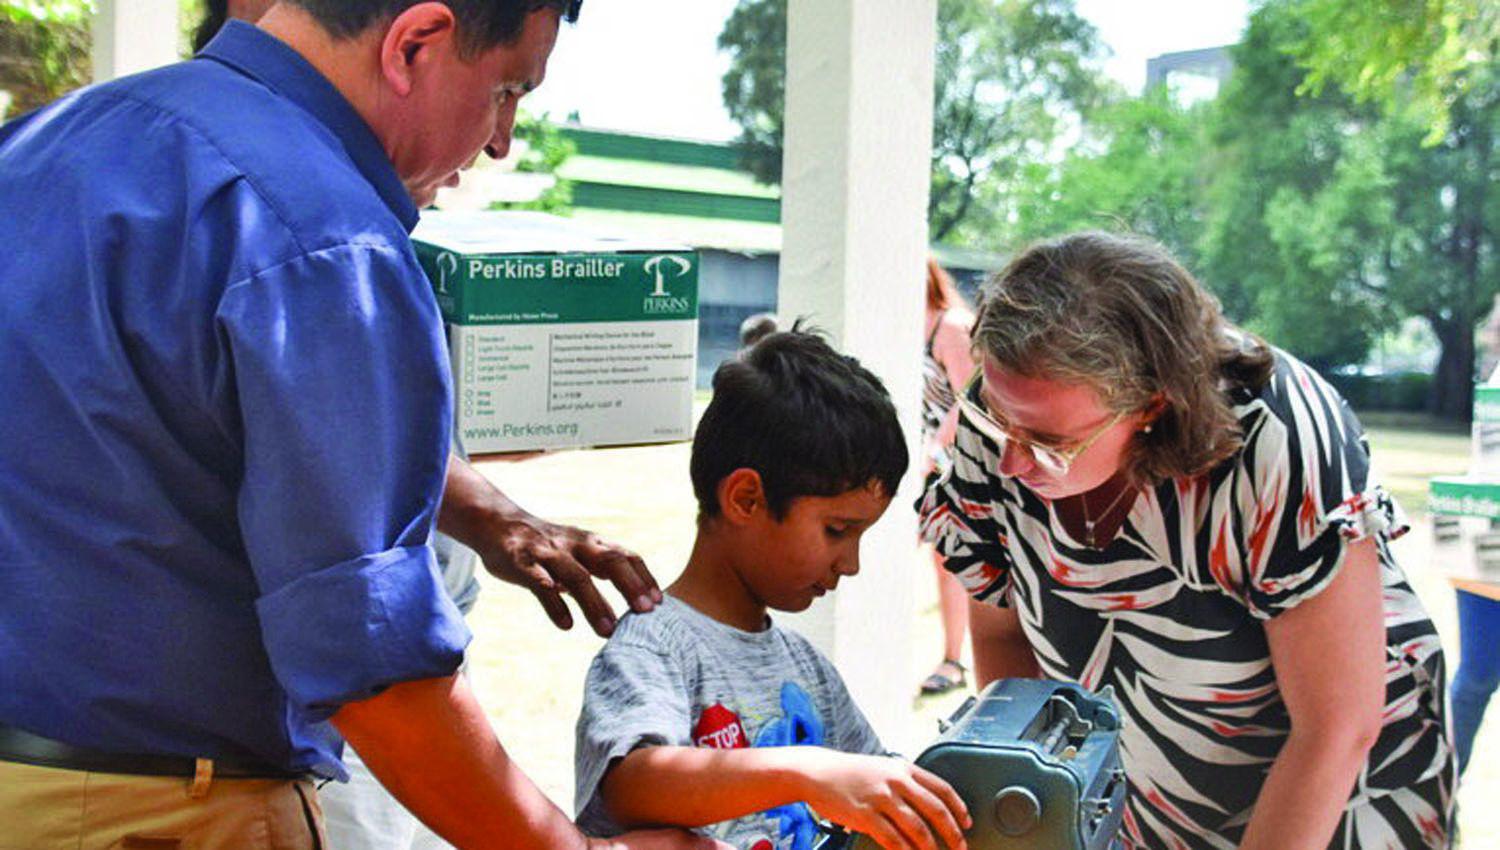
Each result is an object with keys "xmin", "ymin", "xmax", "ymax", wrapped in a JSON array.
[{"xmin": 957, "ymin": 372, "xmax": 1126, "ymax": 477}]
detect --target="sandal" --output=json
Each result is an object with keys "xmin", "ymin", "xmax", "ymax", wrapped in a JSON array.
[{"xmin": 919, "ymin": 658, "xmax": 967, "ymax": 695}]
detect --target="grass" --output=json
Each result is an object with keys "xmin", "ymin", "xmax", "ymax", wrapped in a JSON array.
[{"xmin": 1362, "ymin": 412, "xmax": 1472, "ymax": 519}]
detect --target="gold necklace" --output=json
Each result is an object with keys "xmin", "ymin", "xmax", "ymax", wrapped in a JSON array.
[{"xmin": 1082, "ymin": 481, "xmax": 1136, "ymax": 548}]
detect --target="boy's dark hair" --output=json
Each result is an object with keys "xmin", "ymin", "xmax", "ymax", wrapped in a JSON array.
[
  {"xmin": 691, "ymin": 326, "xmax": 908, "ymax": 520},
  {"xmin": 279, "ymin": 0, "xmax": 579, "ymax": 53}
]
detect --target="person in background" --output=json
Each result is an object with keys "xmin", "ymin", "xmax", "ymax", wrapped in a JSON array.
[
  {"xmin": 0, "ymin": 2, "xmax": 717, "ymax": 848},
  {"xmin": 1449, "ymin": 314, "xmax": 1500, "ymax": 776},
  {"xmin": 916, "ymin": 258, "xmax": 977, "ymax": 696},
  {"xmin": 738, "ymin": 312, "xmax": 780, "ymax": 349},
  {"xmin": 921, "ymin": 232, "xmax": 1454, "ymax": 848},
  {"xmin": 1451, "ymin": 583, "xmax": 1500, "ymax": 773}
]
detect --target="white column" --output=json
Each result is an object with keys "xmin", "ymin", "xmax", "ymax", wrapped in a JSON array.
[
  {"xmin": 778, "ymin": 0, "xmax": 937, "ymax": 743},
  {"xmin": 92, "ymin": 0, "xmax": 181, "ymax": 83}
]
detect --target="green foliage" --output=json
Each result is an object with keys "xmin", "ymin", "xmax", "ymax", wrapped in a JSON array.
[
  {"xmin": 1, "ymin": 0, "xmax": 93, "ymax": 24},
  {"xmin": 1009, "ymin": 88, "xmax": 1209, "ymax": 271},
  {"xmin": 999, "ymin": 0, "xmax": 1496, "ymax": 419},
  {"xmin": 717, "ymin": 0, "xmax": 1113, "ymax": 243},
  {"xmin": 1199, "ymin": 0, "xmax": 1498, "ymax": 415},
  {"xmin": 1324, "ymin": 371, "xmax": 1434, "ymax": 412},
  {"xmin": 928, "ymin": 0, "xmax": 1113, "ymax": 242},
  {"xmin": 487, "ymin": 112, "xmax": 576, "ymax": 215},
  {"xmin": 1287, "ymin": 0, "xmax": 1499, "ymax": 143},
  {"xmin": 717, "ymin": 0, "xmax": 785, "ymax": 186},
  {"xmin": 1, "ymin": 0, "xmax": 92, "ymax": 112}
]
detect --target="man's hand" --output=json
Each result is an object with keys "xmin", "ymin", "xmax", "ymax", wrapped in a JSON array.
[
  {"xmin": 439, "ymin": 454, "xmax": 662, "ymax": 636},
  {"xmin": 799, "ymin": 751, "xmax": 971, "ymax": 850},
  {"xmin": 587, "ymin": 831, "xmax": 733, "ymax": 850},
  {"xmin": 475, "ymin": 507, "xmax": 661, "ymax": 636}
]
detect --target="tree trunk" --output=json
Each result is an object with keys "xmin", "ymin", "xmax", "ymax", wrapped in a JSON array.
[
  {"xmin": 1428, "ymin": 316, "xmax": 1475, "ymax": 422},
  {"xmin": 1425, "ymin": 94, "xmax": 1490, "ymax": 424}
]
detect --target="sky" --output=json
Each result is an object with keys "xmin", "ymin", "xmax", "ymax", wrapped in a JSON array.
[{"xmin": 525, "ymin": 0, "xmax": 1254, "ymax": 143}]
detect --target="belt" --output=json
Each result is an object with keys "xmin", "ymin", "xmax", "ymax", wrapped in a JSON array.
[{"xmin": 0, "ymin": 722, "xmax": 306, "ymax": 780}]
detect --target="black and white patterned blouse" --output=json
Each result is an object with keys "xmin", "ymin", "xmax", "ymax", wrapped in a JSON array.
[{"xmin": 919, "ymin": 349, "xmax": 1455, "ymax": 849}]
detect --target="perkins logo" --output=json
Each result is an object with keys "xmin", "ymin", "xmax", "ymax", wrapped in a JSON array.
[
  {"xmin": 642, "ymin": 254, "xmax": 693, "ymax": 315},
  {"xmin": 433, "ymin": 252, "xmax": 460, "ymax": 295}
]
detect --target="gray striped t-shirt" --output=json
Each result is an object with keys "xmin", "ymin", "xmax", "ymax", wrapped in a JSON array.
[{"xmin": 574, "ymin": 596, "xmax": 883, "ymax": 849}]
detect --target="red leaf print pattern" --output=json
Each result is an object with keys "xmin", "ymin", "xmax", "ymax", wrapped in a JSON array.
[
  {"xmin": 1298, "ymin": 485, "xmax": 1319, "ymax": 540},
  {"xmin": 1209, "ymin": 682, "xmax": 1278, "ymax": 703},
  {"xmin": 1246, "ymin": 493, "xmax": 1278, "ymax": 573},
  {"xmin": 1098, "ymin": 593, "xmax": 1144, "ymax": 611},
  {"xmin": 1144, "ymin": 789, "xmax": 1198, "ymax": 849},
  {"xmin": 973, "ymin": 560, "xmax": 1005, "ymax": 595},
  {"xmin": 1209, "ymin": 515, "xmax": 1235, "ymax": 593},
  {"xmin": 957, "ymin": 496, "xmax": 994, "ymax": 519}
]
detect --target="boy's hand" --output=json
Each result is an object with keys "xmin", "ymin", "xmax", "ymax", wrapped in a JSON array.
[
  {"xmin": 799, "ymin": 751, "xmax": 971, "ymax": 850},
  {"xmin": 587, "ymin": 830, "xmax": 734, "ymax": 850}
]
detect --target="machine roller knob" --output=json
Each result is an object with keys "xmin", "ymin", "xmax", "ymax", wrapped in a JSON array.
[{"xmin": 993, "ymin": 787, "xmax": 1041, "ymax": 836}]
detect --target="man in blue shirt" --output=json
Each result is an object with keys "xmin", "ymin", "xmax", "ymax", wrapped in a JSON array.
[{"xmin": 0, "ymin": 2, "xmax": 720, "ymax": 849}]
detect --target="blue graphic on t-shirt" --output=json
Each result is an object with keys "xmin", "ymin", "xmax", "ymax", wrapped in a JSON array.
[{"xmin": 753, "ymin": 682, "xmax": 825, "ymax": 850}]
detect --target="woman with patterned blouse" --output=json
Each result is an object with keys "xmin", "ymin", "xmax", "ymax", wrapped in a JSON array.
[{"xmin": 919, "ymin": 232, "xmax": 1455, "ymax": 849}]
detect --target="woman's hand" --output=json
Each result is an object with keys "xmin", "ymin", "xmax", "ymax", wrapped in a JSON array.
[{"xmin": 798, "ymin": 751, "xmax": 971, "ymax": 850}]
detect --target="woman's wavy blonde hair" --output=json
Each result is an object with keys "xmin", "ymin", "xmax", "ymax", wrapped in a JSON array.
[{"xmin": 972, "ymin": 231, "xmax": 1274, "ymax": 487}]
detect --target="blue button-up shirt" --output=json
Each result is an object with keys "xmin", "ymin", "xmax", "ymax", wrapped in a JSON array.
[{"xmin": 0, "ymin": 21, "xmax": 469, "ymax": 779}]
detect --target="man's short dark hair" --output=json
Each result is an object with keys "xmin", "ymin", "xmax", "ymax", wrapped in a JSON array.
[
  {"xmin": 192, "ymin": 0, "xmax": 230, "ymax": 53},
  {"xmin": 283, "ymin": 0, "xmax": 580, "ymax": 52},
  {"xmin": 691, "ymin": 326, "xmax": 908, "ymax": 520}
]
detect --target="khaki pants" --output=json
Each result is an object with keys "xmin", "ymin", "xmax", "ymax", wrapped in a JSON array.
[{"xmin": 0, "ymin": 759, "xmax": 327, "ymax": 850}]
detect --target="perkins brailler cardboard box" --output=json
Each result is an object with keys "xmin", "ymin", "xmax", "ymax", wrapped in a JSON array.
[{"xmin": 413, "ymin": 210, "xmax": 699, "ymax": 454}]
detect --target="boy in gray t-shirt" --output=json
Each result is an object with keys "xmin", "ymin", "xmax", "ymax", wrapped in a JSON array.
[{"xmin": 575, "ymin": 330, "xmax": 971, "ymax": 850}]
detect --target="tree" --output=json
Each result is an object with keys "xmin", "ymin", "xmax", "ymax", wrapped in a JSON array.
[
  {"xmin": 717, "ymin": 0, "xmax": 785, "ymax": 188},
  {"xmin": 717, "ymin": 0, "xmax": 1112, "ymax": 244},
  {"xmin": 1288, "ymin": 0, "xmax": 1499, "ymax": 144},
  {"xmin": 1, "ymin": 0, "xmax": 92, "ymax": 114},
  {"xmin": 1, "ymin": 0, "xmax": 207, "ymax": 118},
  {"xmin": 1008, "ymin": 88, "xmax": 1211, "ymax": 278},
  {"xmin": 1281, "ymin": 0, "xmax": 1499, "ymax": 418},
  {"xmin": 1201, "ymin": 1, "xmax": 1498, "ymax": 416},
  {"xmin": 488, "ymin": 111, "xmax": 576, "ymax": 215},
  {"xmin": 1196, "ymin": 7, "xmax": 1393, "ymax": 370}
]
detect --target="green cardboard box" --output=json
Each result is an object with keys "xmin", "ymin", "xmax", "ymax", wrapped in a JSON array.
[{"xmin": 413, "ymin": 211, "xmax": 699, "ymax": 454}]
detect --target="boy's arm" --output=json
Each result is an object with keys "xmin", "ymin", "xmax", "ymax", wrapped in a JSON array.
[{"xmin": 603, "ymin": 745, "xmax": 971, "ymax": 850}]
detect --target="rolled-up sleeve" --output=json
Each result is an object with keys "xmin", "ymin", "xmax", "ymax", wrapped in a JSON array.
[{"xmin": 218, "ymin": 241, "xmax": 469, "ymax": 715}]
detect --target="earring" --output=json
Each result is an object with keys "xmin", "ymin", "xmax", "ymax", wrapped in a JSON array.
[{"xmin": 1142, "ymin": 424, "xmax": 1153, "ymax": 434}]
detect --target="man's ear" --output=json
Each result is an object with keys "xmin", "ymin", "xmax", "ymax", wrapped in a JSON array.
[
  {"xmin": 378, "ymin": 2, "xmax": 458, "ymax": 97},
  {"xmin": 717, "ymin": 468, "xmax": 765, "ymax": 525}
]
